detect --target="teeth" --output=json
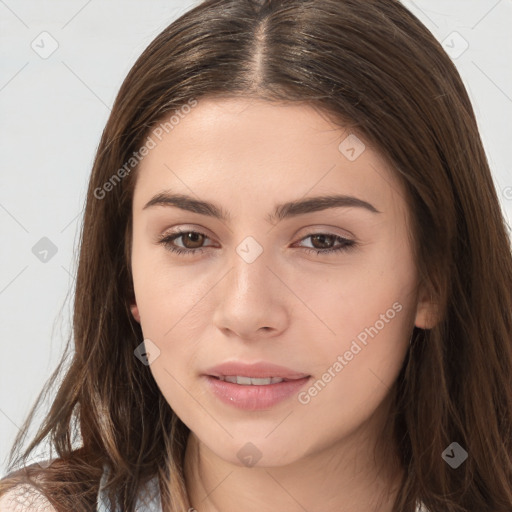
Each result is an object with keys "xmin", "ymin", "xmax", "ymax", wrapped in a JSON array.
[{"xmin": 217, "ymin": 376, "xmax": 285, "ymax": 385}]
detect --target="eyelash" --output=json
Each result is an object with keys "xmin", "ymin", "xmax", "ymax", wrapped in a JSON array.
[{"xmin": 157, "ymin": 230, "xmax": 356, "ymax": 256}]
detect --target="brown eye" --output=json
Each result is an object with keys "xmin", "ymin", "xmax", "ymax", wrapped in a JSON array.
[
  {"xmin": 296, "ymin": 233, "xmax": 356, "ymax": 255},
  {"xmin": 309, "ymin": 234, "xmax": 336, "ymax": 249},
  {"xmin": 180, "ymin": 232, "xmax": 206, "ymax": 249},
  {"xmin": 157, "ymin": 230, "xmax": 355, "ymax": 258},
  {"xmin": 157, "ymin": 230, "xmax": 214, "ymax": 256}
]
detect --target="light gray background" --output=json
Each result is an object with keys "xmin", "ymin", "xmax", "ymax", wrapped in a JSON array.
[{"xmin": 1, "ymin": 0, "xmax": 511, "ymax": 475}]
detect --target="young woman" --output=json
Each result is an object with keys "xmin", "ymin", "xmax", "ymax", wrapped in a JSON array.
[{"xmin": 1, "ymin": 1, "xmax": 511, "ymax": 511}]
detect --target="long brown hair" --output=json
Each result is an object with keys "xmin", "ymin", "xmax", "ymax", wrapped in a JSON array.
[{"xmin": 1, "ymin": 1, "xmax": 511, "ymax": 510}]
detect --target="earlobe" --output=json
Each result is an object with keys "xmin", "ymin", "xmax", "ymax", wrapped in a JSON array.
[
  {"xmin": 130, "ymin": 303, "xmax": 141, "ymax": 323},
  {"xmin": 414, "ymin": 289, "xmax": 439, "ymax": 330}
]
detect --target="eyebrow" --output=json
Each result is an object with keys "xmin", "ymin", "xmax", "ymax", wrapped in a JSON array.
[{"xmin": 142, "ymin": 191, "xmax": 381, "ymax": 223}]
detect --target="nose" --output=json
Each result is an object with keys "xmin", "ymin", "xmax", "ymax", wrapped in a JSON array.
[{"xmin": 212, "ymin": 244, "xmax": 289, "ymax": 341}]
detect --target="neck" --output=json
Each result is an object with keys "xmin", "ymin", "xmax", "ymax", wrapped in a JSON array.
[{"xmin": 183, "ymin": 396, "xmax": 403, "ymax": 512}]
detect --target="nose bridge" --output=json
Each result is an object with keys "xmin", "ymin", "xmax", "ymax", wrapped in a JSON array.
[
  {"xmin": 228, "ymin": 235, "xmax": 271, "ymax": 299},
  {"xmin": 213, "ymin": 234, "xmax": 289, "ymax": 337}
]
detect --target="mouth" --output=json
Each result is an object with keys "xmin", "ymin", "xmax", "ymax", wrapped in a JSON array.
[
  {"xmin": 204, "ymin": 374, "xmax": 311, "ymax": 410},
  {"xmin": 202, "ymin": 362, "xmax": 311, "ymax": 410},
  {"xmin": 211, "ymin": 375, "xmax": 302, "ymax": 385},
  {"xmin": 205, "ymin": 361, "xmax": 309, "ymax": 381}
]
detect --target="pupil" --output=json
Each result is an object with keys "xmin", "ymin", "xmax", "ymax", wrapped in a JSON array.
[
  {"xmin": 313, "ymin": 234, "xmax": 333, "ymax": 249},
  {"xmin": 185, "ymin": 232, "xmax": 203, "ymax": 248}
]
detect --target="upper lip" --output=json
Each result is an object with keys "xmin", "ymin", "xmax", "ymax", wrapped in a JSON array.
[{"xmin": 205, "ymin": 361, "xmax": 310, "ymax": 380}]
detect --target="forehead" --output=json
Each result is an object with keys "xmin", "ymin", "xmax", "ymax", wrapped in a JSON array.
[{"xmin": 132, "ymin": 97, "xmax": 407, "ymax": 219}]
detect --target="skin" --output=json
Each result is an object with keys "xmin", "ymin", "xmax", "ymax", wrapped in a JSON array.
[{"xmin": 129, "ymin": 97, "xmax": 437, "ymax": 512}]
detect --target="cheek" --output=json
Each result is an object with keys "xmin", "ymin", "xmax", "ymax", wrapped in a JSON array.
[
  {"xmin": 131, "ymin": 232, "xmax": 211, "ymax": 334},
  {"xmin": 295, "ymin": 288, "xmax": 412, "ymax": 440},
  {"xmin": 130, "ymin": 257, "xmax": 219, "ymax": 403},
  {"xmin": 299, "ymin": 241, "xmax": 416, "ymax": 391},
  {"xmin": 306, "ymin": 281, "xmax": 412, "ymax": 384},
  {"xmin": 302, "ymin": 246, "xmax": 415, "ymax": 345}
]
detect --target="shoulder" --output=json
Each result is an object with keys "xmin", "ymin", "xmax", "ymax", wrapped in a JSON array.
[
  {"xmin": 0, "ymin": 466, "xmax": 56, "ymax": 512},
  {"xmin": 0, "ymin": 483, "xmax": 56, "ymax": 512}
]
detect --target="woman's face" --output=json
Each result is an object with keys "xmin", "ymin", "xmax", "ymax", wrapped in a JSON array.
[{"xmin": 129, "ymin": 97, "xmax": 435, "ymax": 467}]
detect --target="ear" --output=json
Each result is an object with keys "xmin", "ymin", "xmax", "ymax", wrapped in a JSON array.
[
  {"xmin": 414, "ymin": 286, "xmax": 439, "ymax": 330},
  {"xmin": 130, "ymin": 302, "xmax": 141, "ymax": 324}
]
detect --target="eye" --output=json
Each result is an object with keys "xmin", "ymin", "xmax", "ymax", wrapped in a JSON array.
[
  {"xmin": 157, "ymin": 230, "xmax": 214, "ymax": 256},
  {"xmin": 157, "ymin": 230, "xmax": 356, "ymax": 257},
  {"xmin": 294, "ymin": 233, "xmax": 356, "ymax": 255}
]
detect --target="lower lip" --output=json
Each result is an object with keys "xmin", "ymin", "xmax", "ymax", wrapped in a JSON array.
[{"xmin": 204, "ymin": 375, "xmax": 311, "ymax": 410}]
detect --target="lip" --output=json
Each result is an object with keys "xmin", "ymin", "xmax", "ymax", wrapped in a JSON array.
[
  {"xmin": 203, "ymin": 361, "xmax": 311, "ymax": 411},
  {"xmin": 204, "ymin": 361, "xmax": 309, "ymax": 380}
]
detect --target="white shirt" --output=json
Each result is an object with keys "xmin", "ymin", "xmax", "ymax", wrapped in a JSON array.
[{"xmin": 96, "ymin": 465, "xmax": 162, "ymax": 511}]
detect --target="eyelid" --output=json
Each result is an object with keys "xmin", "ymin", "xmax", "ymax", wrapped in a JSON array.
[
  {"xmin": 294, "ymin": 224, "xmax": 356, "ymax": 240},
  {"xmin": 156, "ymin": 228, "xmax": 216, "ymax": 247},
  {"xmin": 157, "ymin": 224, "xmax": 214, "ymax": 241}
]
